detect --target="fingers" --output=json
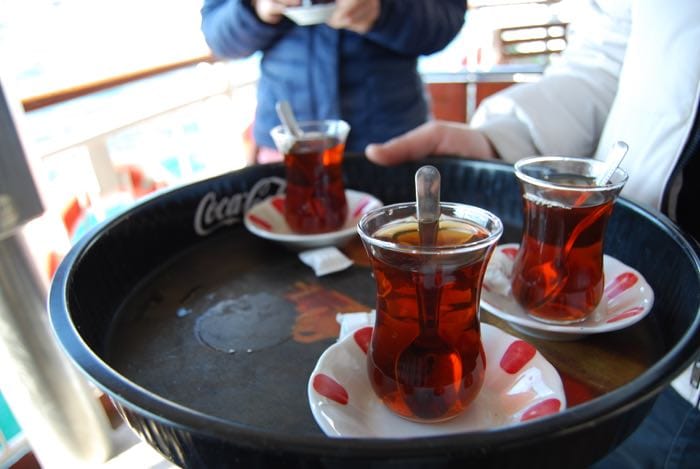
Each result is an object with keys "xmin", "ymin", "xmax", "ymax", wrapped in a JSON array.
[
  {"xmin": 365, "ymin": 122, "xmax": 443, "ymax": 166},
  {"xmin": 255, "ymin": 0, "xmax": 300, "ymax": 24},
  {"xmin": 327, "ymin": 0, "xmax": 379, "ymax": 34},
  {"xmin": 437, "ymin": 124, "xmax": 498, "ymax": 160},
  {"xmin": 364, "ymin": 121, "xmax": 498, "ymax": 166}
]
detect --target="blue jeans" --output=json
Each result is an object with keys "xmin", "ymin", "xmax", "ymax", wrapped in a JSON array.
[{"xmin": 591, "ymin": 386, "xmax": 700, "ymax": 468}]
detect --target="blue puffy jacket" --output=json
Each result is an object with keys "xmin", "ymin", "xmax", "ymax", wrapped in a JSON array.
[{"xmin": 201, "ymin": 0, "xmax": 466, "ymax": 152}]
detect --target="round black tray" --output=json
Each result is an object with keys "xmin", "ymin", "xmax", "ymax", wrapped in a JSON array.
[{"xmin": 49, "ymin": 155, "xmax": 700, "ymax": 468}]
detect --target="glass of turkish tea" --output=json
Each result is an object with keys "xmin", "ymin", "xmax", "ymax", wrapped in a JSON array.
[
  {"xmin": 270, "ymin": 120, "xmax": 350, "ymax": 234},
  {"xmin": 510, "ymin": 156, "xmax": 628, "ymax": 324},
  {"xmin": 357, "ymin": 202, "xmax": 503, "ymax": 422}
]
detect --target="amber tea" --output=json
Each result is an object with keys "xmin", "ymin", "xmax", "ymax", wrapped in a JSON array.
[
  {"xmin": 511, "ymin": 188, "xmax": 613, "ymax": 322},
  {"xmin": 358, "ymin": 204, "xmax": 502, "ymax": 422},
  {"xmin": 271, "ymin": 120, "xmax": 350, "ymax": 234},
  {"xmin": 284, "ymin": 135, "xmax": 347, "ymax": 234},
  {"xmin": 510, "ymin": 157, "xmax": 628, "ymax": 324}
]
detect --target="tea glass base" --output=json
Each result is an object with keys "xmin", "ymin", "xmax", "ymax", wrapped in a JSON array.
[
  {"xmin": 390, "ymin": 406, "xmax": 466, "ymax": 424},
  {"xmin": 523, "ymin": 296, "xmax": 608, "ymax": 326},
  {"xmin": 506, "ymin": 322, "xmax": 585, "ymax": 342},
  {"xmin": 308, "ymin": 320, "xmax": 566, "ymax": 438},
  {"xmin": 482, "ymin": 244, "xmax": 654, "ymax": 341},
  {"xmin": 525, "ymin": 312, "xmax": 591, "ymax": 326}
]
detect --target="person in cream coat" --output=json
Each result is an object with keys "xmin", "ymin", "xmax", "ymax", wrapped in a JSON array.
[{"xmin": 365, "ymin": 1, "xmax": 699, "ymax": 466}]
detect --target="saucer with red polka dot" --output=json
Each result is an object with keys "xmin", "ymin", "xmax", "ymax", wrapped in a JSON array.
[
  {"xmin": 244, "ymin": 189, "xmax": 382, "ymax": 251},
  {"xmin": 307, "ymin": 323, "xmax": 566, "ymax": 438},
  {"xmin": 481, "ymin": 244, "xmax": 655, "ymax": 341}
]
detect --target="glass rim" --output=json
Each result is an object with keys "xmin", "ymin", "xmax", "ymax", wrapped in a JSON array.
[
  {"xmin": 269, "ymin": 119, "xmax": 350, "ymax": 137},
  {"xmin": 356, "ymin": 201, "xmax": 503, "ymax": 255},
  {"xmin": 514, "ymin": 156, "xmax": 628, "ymax": 192}
]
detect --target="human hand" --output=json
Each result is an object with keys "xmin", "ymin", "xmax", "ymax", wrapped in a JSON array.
[
  {"xmin": 253, "ymin": 0, "xmax": 300, "ymax": 24},
  {"xmin": 327, "ymin": 0, "xmax": 380, "ymax": 34},
  {"xmin": 364, "ymin": 121, "xmax": 499, "ymax": 166}
]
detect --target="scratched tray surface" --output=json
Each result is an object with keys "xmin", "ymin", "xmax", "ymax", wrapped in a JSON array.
[{"xmin": 106, "ymin": 231, "xmax": 376, "ymax": 434}]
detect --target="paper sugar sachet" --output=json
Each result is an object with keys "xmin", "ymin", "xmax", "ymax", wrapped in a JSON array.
[{"xmin": 298, "ymin": 246, "xmax": 353, "ymax": 276}]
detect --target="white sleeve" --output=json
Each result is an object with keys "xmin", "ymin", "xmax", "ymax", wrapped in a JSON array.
[{"xmin": 471, "ymin": 0, "xmax": 631, "ymax": 163}]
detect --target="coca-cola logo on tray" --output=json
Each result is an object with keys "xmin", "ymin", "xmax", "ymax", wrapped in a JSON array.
[{"xmin": 194, "ymin": 176, "xmax": 285, "ymax": 236}]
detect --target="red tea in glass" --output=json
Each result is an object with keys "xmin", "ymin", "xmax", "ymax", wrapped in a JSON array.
[
  {"xmin": 358, "ymin": 203, "xmax": 502, "ymax": 422},
  {"xmin": 510, "ymin": 157, "xmax": 628, "ymax": 324},
  {"xmin": 271, "ymin": 120, "xmax": 350, "ymax": 234}
]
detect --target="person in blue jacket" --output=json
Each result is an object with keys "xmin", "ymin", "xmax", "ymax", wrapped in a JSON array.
[{"xmin": 200, "ymin": 0, "xmax": 466, "ymax": 162}]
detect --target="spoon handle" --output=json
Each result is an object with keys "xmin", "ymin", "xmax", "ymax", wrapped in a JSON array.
[
  {"xmin": 415, "ymin": 165, "xmax": 441, "ymax": 246},
  {"xmin": 275, "ymin": 100, "xmax": 303, "ymax": 137},
  {"xmin": 595, "ymin": 141, "xmax": 628, "ymax": 185},
  {"xmin": 414, "ymin": 165, "xmax": 442, "ymax": 330}
]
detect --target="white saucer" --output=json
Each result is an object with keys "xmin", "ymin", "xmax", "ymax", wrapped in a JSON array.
[
  {"xmin": 283, "ymin": 3, "xmax": 336, "ymax": 26},
  {"xmin": 244, "ymin": 189, "xmax": 382, "ymax": 250},
  {"xmin": 481, "ymin": 243, "xmax": 655, "ymax": 341},
  {"xmin": 307, "ymin": 322, "xmax": 566, "ymax": 438}
]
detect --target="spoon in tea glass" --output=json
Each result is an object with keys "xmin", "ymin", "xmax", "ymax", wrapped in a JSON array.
[
  {"xmin": 522, "ymin": 141, "xmax": 629, "ymax": 311},
  {"xmin": 275, "ymin": 100, "xmax": 303, "ymax": 138},
  {"xmin": 395, "ymin": 165, "xmax": 462, "ymax": 420}
]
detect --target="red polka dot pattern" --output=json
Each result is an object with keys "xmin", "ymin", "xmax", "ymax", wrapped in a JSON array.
[
  {"xmin": 520, "ymin": 398, "xmax": 561, "ymax": 422},
  {"xmin": 248, "ymin": 214, "xmax": 272, "ymax": 231},
  {"xmin": 502, "ymin": 247, "xmax": 519, "ymax": 259},
  {"xmin": 271, "ymin": 197, "xmax": 285, "ymax": 214},
  {"xmin": 606, "ymin": 306, "xmax": 645, "ymax": 323},
  {"xmin": 353, "ymin": 326, "xmax": 372, "ymax": 354},
  {"xmin": 500, "ymin": 340, "xmax": 536, "ymax": 374},
  {"xmin": 313, "ymin": 373, "xmax": 349, "ymax": 405},
  {"xmin": 604, "ymin": 272, "xmax": 638, "ymax": 300},
  {"xmin": 352, "ymin": 197, "xmax": 373, "ymax": 218}
]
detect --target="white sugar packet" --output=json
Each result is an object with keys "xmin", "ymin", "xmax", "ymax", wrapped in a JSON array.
[
  {"xmin": 483, "ymin": 249, "xmax": 513, "ymax": 296},
  {"xmin": 336, "ymin": 311, "xmax": 375, "ymax": 340},
  {"xmin": 298, "ymin": 246, "xmax": 353, "ymax": 276}
]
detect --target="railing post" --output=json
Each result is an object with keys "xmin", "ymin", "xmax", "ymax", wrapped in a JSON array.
[{"xmin": 0, "ymin": 80, "xmax": 114, "ymax": 468}]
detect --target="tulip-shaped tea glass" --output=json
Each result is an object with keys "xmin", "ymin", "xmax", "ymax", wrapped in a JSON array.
[
  {"xmin": 270, "ymin": 119, "xmax": 350, "ymax": 234},
  {"xmin": 357, "ymin": 202, "xmax": 503, "ymax": 422},
  {"xmin": 510, "ymin": 156, "xmax": 628, "ymax": 324}
]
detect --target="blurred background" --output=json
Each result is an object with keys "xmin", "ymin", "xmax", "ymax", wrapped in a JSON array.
[{"xmin": 0, "ymin": 0, "xmax": 575, "ymax": 467}]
